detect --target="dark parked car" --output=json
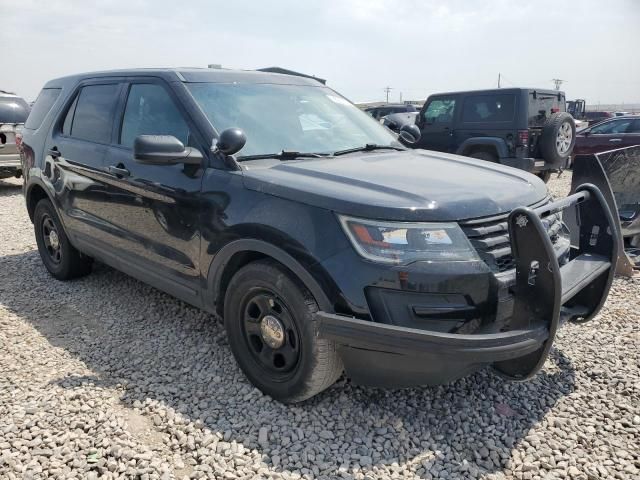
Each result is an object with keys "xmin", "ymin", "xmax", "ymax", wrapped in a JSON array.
[
  {"xmin": 0, "ymin": 90, "xmax": 30, "ymax": 180},
  {"xmin": 365, "ymin": 103, "xmax": 417, "ymax": 120},
  {"xmin": 412, "ymin": 88, "xmax": 576, "ymax": 182},
  {"xmin": 572, "ymin": 116, "xmax": 640, "ymax": 158},
  {"xmin": 20, "ymin": 69, "xmax": 618, "ymax": 402}
]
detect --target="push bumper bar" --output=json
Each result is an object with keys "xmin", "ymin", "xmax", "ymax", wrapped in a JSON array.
[{"xmin": 317, "ymin": 184, "xmax": 619, "ymax": 388}]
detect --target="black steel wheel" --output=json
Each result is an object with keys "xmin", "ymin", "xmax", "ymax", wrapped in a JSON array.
[
  {"xmin": 224, "ymin": 259, "xmax": 343, "ymax": 403},
  {"xmin": 241, "ymin": 290, "xmax": 301, "ymax": 378},
  {"xmin": 34, "ymin": 199, "xmax": 92, "ymax": 280}
]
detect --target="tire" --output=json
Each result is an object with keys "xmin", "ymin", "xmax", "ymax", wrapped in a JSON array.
[
  {"xmin": 34, "ymin": 199, "xmax": 92, "ymax": 280},
  {"xmin": 539, "ymin": 112, "xmax": 576, "ymax": 165},
  {"xmin": 536, "ymin": 170, "xmax": 552, "ymax": 183},
  {"xmin": 468, "ymin": 150, "xmax": 498, "ymax": 162},
  {"xmin": 224, "ymin": 259, "xmax": 343, "ymax": 403}
]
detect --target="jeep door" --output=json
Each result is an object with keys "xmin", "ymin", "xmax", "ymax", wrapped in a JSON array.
[
  {"xmin": 415, "ymin": 96, "xmax": 457, "ymax": 152},
  {"xmin": 46, "ymin": 80, "xmax": 124, "ymax": 243},
  {"xmin": 101, "ymin": 79, "xmax": 206, "ymax": 304}
]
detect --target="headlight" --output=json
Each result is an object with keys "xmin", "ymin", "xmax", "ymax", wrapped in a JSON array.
[{"xmin": 338, "ymin": 215, "xmax": 479, "ymax": 265}]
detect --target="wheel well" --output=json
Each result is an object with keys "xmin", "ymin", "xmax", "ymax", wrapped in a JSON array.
[
  {"xmin": 26, "ymin": 184, "xmax": 49, "ymax": 222},
  {"xmin": 464, "ymin": 145, "xmax": 498, "ymax": 158},
  {"xmin": 216, "ymin": 250, "xmax": 268, "ymax": 316}
]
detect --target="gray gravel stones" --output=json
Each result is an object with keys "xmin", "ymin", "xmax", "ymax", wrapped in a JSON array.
[{"xmin": 0, "ymin": 174, "xmax": 638, "ymax": 479}]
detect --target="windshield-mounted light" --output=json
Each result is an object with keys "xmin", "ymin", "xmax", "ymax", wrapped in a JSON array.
[{"xmin": 338, "ymin": 215, "xmax": 480, "ymax": 265}]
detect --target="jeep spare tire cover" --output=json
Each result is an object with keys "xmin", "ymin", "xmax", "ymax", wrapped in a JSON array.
[{"xmin": 539, "ymin": 112, "xmax": 576, "ymax": 164}]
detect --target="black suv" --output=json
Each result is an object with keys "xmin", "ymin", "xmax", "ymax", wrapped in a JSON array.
[
  {"xmin": 20, "ymin": 69, "xmax": 618, "ymax": 402},
  {"xmin": 413, "ymin": 88, "xmax": 576, "ymax": 182}
]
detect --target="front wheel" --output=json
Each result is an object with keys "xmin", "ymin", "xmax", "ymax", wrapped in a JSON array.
[{"xmin": 224, "ymin": 259, "xmax": 343, "ymax": 403}]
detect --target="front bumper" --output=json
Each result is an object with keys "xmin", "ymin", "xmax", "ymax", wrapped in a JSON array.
[{"xmin": 317, "ymin": 185, "xmax": 619, "ymax": 388}]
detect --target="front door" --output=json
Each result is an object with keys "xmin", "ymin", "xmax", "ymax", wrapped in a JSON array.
[
  {"xmin": 416, "ymin": 96, "xmax": 457, "ymax": 152},
  {"xmin": 101, "ymin": 80, "xmax": 206, "ymax": 303}
]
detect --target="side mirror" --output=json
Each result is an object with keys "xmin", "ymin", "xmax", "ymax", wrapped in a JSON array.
[
  {"xmin": 399, "ymin": 124, "xmax": 421, "ymax": 146},
  {"xmin": 133, "ymin": 135, "xmax": 202, "ymax": 165},
  {"xmin": 214, "ymin": 128, "xmax": 246, "ymax": 156}
]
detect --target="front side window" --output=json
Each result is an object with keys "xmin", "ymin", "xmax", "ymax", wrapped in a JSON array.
[
  {"xmin": 69, "ymin": 84, "xmax": 120, "ymax": 143},
  {"xmin": 120, "ymin": 84, "xmax": 190, "ymax": 148},
  {"xmin": 187, "ymin": 83, "xmax": 397, "ymax": 157},
  {"xmin": 590, "ymin": 119, "xmax": 632, "ymax": 135},
  {"xmin": 423, "ymin": 98, "xmax": 456, "ymax": 124},
  {"xmin": 462, "ymin": 94, "xmax": 515, "ymax": 123}
]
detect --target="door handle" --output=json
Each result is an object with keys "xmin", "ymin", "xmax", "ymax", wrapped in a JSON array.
[
  {"xmin": 609, "ymin": 138, "xmax": 623, "ymax": 142},
  {"xmin": 48, "ymin": 147, "xmax": 61, "ymax": 159},
  {"xmin": 108, "ymin": 164, "xmax": 130, "ymax": 177}
]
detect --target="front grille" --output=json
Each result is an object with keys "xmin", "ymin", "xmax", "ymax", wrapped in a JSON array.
[{"xmin": 461, "ymin": 203, "xmax": 564, "ymax": 273}]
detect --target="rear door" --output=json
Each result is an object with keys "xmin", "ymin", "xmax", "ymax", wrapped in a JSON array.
[
  {"xmin": 583, "ymin": 118, "xmax": 635, "ymax": 154},
  {"xmin": 100, "ymin": 79, "xmax": 206, "ymax": 302},
  {"xmin": 416, "ymin": 96, "xmax": 457, "ymax": 152},
  {"xmin": 47, "ymin": 80, "xmax": 123, "ymax": 242}
]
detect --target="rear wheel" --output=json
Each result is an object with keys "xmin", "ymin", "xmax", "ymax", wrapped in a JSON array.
[
  {"xmin": 224, "ymin": 259, "xmax": 343, "ymax": 403},
  {"xmin": 34, "ymin": 199, "xmax": 92, "ymax": 280},
  {"xmin": 468, "ymin": 150, "xmax": 498, "ymax": 162}
]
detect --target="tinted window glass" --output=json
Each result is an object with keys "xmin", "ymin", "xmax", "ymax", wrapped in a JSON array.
[
  {"xmin": 70, "ymin": 84, "xmax": 119, "ymax": 143},
  {"xmin": 120, "ymin": 84, "xmax": 189, "ymax": 148},
  {"xmin": 62, "ymin": 95, "xmax": 79, "ymax": 136},
  {"xmin": 590, "ymin": 119, "xmax": 633, "ymax": 134},
  {"xmin": 423, "ymin": 98, "xmax": 456, "ymax": 123},
  {"xmin": 463, "ymin": 94, "xmax": 515, "ymax": 122},
  {"xmin": 629, "ymin": 120, "xmax": 640, "ymax": 134},
  {"xmin": 24, "ymin": 89, "xmax": 59, "ymax": 129}
]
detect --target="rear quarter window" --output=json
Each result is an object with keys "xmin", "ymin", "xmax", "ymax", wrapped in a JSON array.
[
  {"xmin": 24, "ymin": 88, "xmax": 60, "ymax": 129},
  {"xmin": 462, "ymin": 94, "xmax": 515, "ymax": 123}
]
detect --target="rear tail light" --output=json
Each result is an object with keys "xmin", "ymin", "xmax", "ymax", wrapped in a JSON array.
[
  {"xmin": 517, "ymin": 130, "xmax": 529, "ymax": 146},
  {"xmin": 15, "ymin": 132, "xmax": 22, "ymax": 148},
  {"xmin": 551, "ymin": 107, "xmax": 560, "ymax": 113}
]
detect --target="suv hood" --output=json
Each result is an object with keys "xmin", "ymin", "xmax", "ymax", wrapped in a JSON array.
[{"xmin": 241, "ymin": 150, "xmax": 548, "ymax": 221}]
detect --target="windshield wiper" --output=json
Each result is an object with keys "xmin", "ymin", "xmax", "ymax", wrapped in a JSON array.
[
  {"xmin": 236, "ymin": 151, "xmax": 330, "ymax": 161},
  {"xmin": 332, "ymin": 144, "xmax": 405, "ymax": 156}
]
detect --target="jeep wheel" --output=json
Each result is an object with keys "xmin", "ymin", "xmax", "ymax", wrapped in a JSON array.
[
  {"xmin": 540, "ymin": 113, "xmax": 576, "ymax": 165},
  {"xmin": 468, "ymin": 150, "xmax": 498, "ymax": 162},
  {"xmin": 223, "ymin": 259, "xmax": 343, "ymax": 403},
  {"xmin": 34, "ymin": 199, "xmax": 92, "ymax": 280}
]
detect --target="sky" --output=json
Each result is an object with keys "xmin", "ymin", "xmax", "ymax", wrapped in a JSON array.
[{"xmin": 1, "ymin": 0, "xmax": 639, "ymax": 104}]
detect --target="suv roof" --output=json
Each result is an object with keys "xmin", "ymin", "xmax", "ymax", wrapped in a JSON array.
[
  {"xmin": 44, "ymin": 68, "xmax": 323, "ymax": 89},
  {"xmin": 429, "ymin": 87, "xmax": 564, "ymax": 97}
]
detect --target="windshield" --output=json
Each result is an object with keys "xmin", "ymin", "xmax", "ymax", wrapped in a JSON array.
[{"xmin": 187, "ymin": 83, "xmax": 398, "ymax": 157}]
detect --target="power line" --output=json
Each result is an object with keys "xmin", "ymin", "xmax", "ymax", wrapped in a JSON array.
[{"xmin": 551, "ymin": 78, "xmax": 565, "ymax": 90}]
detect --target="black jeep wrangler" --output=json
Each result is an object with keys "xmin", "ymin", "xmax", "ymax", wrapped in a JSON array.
[
  {"xmin": 413, "ymin": 88, "xmax": 576, "ymax": 182},
  {"xmin": 20, "ymin": 69, "xmax": 617, "ymax": 403}
]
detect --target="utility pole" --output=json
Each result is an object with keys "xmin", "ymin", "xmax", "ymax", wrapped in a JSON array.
[
  {"xmin": 497, "ymin": 73, "xmax": 501, "ymax": 88},
  {"xmin": 399, "ymin": 91, "xmax": 403, "ymax": 103},
  {"xmin": 383, "ymin": 86, "xmax": 393, "ymax": 103},
  {"xmin": 551, "ymin": 78, "xmax": 565, "ymax": 90}
]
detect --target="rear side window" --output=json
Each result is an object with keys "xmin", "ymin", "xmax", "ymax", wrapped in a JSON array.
[
  {"xmin": 119, "ymin": 83, "xmax": 190, "ymax": 148},
  {"xmin": 24, "ymin": 88, "xmax": 60, "ymax": 129},
  {"xmin": 68, "ymin": 84, "xmax": 120, "ymax": 143},
  {"xmin": 462, "ymin": 94, "xmax": 515, "ymax": 123}
]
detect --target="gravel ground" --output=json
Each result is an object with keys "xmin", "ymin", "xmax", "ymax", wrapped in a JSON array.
[{"xmin": 0, "ymin": 173, "xmax": 638, "ymax": 480}]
